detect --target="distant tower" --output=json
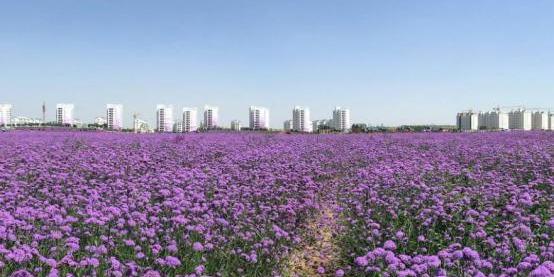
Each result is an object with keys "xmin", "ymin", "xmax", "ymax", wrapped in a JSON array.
[
  {"xmin": 249, "ymin": 106, "xmax": 270, "ymax": 130},
  {"xmin": 332, "ymin": 107, "xmax": 351, "ymax": 132},
  {"xmin": 156, "ymin": 104, "xmax": 173, "ymax": 133},
  {"xmin": 203, "ymin": 106, "xmax": 219, "ymax": 129},
  {"xmin": 292, "ymin": 106, "xmax": 312, "ymax": 132},
  {"xmin": 42, "ymin": 102, "xmax": 46, "ymax": 124},
  {"xmin": 133, "ymin": 112, "xmax": 140, "ymax": 133}
]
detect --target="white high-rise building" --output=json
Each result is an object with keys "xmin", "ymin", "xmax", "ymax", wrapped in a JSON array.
[
  {"xmin": 508, "ymin": 109, "xmax": 532, "ymax": 130},
  {"xmin": 456, "ymin": 112, "xmax": 470, "ymax": 131},
  {"xmin": 182, "ymin": 107, "xmax": 198, "ymax": 132},
  {"xmin": 333, "ymin": 107, "xmax": 351, "ymax": 132},
  {"xmin": 0, "ymin": 104, "xmax": 12, "ymax": 126},
  {"xmin": 231, "ymin": 120, "xmax": 241, "ymax": 131},
  {"xmin": 106, "ymin": 104, "xmax": 123, "ymax": 130},
  {"xmin": 56, "ymin": 103, "xmax": 74, "ymax": 125},
  {"xmin": 283, "ymin": 120, "xmax": 293, "ymax": 131},
  {"xmin": 249, "ymin": 106, "xmax": 270, "ymax": 130},
  {"xmin": 482, "ymin": 110, "xmax": 509, "ymax": 130},
  {"xmin": 203, "ymin": 106, "xmax": 219, "ymax": 129},
  {"xmin": 550, "ymin": 113, "xmax": 554, "ymax": 130},
  {"xmin": 456, "ymin": 111, "xmax": 481, "ymax": 131},
  {"xmin": 156, "ymin": 104, "xmax": 173, "ymax": 133},
  {"xmin": 292, "ymin": 106, "xmax": 312, "ymax": 132},
  {"xmin": 531, "ymin": 111, "xmax": 549, "ymax": 130}
]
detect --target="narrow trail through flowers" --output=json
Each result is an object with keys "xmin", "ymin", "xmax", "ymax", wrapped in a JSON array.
[
  {"xmin": 286, "ymin": 202, "xmax": 341, "ymax": 277},
  {"xmin": 285, "ymin": 171, "xmax": 347, "ymax": 277}
]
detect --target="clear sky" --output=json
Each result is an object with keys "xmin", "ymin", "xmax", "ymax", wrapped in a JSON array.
[{"xmin": 1, "ymin": 1, "xmax": 553, "ymax": 127}]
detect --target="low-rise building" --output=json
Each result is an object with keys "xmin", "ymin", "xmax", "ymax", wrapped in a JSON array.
[
  {"xmin": 312, "ymin": 119, "xmax": 333, "ymax": 132},
  {"xmin": 94, "ymin": 117, "xmax": 106, "ymax": 126},
  {"xmin": 134, "ymin": 117, "xmax": 150, "ymax": 133},
  {"xmin": 231, "ymin": 120, "xmax": 241, "ymax": 131},
  {"xmin": 283, "ymin": 120, "xmax": 293, "ymax": 132},
  {"xmin": 12, "ymin": 117, "xmax": 42, "ymax": 125},
  {"xmin": 173, "ymin": 120, "xmax": 183, "ymax": 133}
]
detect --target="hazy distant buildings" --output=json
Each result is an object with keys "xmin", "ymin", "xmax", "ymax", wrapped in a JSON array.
[
  {"xmin": 292, "ymin": 106, "xmax": 312, "ymax": 132},
  {"xmin": 173, "ymin": 120, "xmax": 183, "ymax": 133},
  {"xmin": 12, "ymin": 117, "xmax": 42, "ymax": 126},
  {"xmin": 203, "ymin": 106, "xmax": 219, "ymax": 129},
  {"xmin": 134, "ymin": 117, "xmax": 149, "ymax": 133},
  {"xmin": 312, "ymin": 119, "xmax": 333, "ymax": 132},
  {"xmin": 532, "ymin": 111, "xmax": 549, "ymax": 130},
  {"xmin": 56, "ymin": 103, "xmax": 74, "ymax": 125},
  {"xmin": 156, "ymin": 104, "xmax": 173, "ymax": 133},
  {"xmin": 457, "ymin": 107, "xmax": 553, "ymax": 131},
  {"xmin": 94, "ymin": 117, "xmax": 106, "ymax": 126},
  {"xmin": 456, "ymin": 111, "xmax": 482, "ymax": 131},
  {"xmin": 182, "ymin": 107, "xmax": 198, "ymax": 132},
  {"xmin": 0, "ymin": 104, "xmax": 12, "ymax": 126},
  {"xmin": 283, "ymin": 120, "xmax": 293, "ymax": 131},
  {"xmin": 333, "ymin": 107, "xmax": 351, "ymax": 132},
  {"xmin": 106, "ymin": 104, "xmax": 123, "ymax": 130},
  {"xmin": 482, "ymin": 110, "xmax": 509, "ymax": 130},
  {"xmin": 231, "ymin": 120, "xmax": 241, "ymax": 131},
  {"xmin": 508, "ymin": 109, "xmax": 532, "ymax": 130},
  {"xmin": 249, "ymin": 106, "xmax": 270, "ymax": 130}
]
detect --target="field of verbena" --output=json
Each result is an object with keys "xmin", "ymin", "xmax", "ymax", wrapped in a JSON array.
[{"xmin": 0, "ymin": 131, "xmax": 553, "ymax": 277}]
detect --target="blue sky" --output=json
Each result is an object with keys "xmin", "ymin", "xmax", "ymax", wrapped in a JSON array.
[{"xmin": 1, "ymin": 0, "xmax": 553, "ymax": 127}]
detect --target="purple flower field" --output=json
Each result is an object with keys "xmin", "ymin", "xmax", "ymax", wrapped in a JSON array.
[{"xmin": 0, "ymin": 131, "xmax": 553, "ymax": 277}]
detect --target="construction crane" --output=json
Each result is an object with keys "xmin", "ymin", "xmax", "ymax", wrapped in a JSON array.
[{"xmin": 495, "ymin": 105, "xmax": 552, "ymax": 111}]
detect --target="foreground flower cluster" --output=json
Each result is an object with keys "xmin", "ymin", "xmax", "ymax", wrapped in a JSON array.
[
  {"xmin": 0, "ymin": 132, "xmax": 331, "ymax": 277},
  {"xmin": 0, "ymin": 131, "xmax": 553, "ymax": 276},
  {"xmin": 337, "ymin": 132, "xmax": 554, "ymax": 276}
]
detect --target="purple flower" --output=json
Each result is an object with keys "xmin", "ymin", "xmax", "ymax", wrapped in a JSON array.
[
  {"xmin": 192, "ymin": 242, "xmax": 204, "ymax": 252},
  {"xmin": 355, "ymin": 256, "xmax": 368, "ymax": 267},
  {"xmin": 144, "ymin": 270, "xmax": 161, "ymax": 277},
  {"xmin": 316, "ymin": 266, "xmax": 325, "ymax": 274},
  {"xmin": 165, "ymin": 256, "xmax": 181, "ymax": 267},
  {"xmin": 384, "ymin": 240, "xmax": 397, "ymax": 251},
  {"xmin": 195, "ymin": 265, "xmax": 205, "ymax": 275},
  {"xmin": 547, "ymin": 218, "xmax": 554, "ymax": 230},
  {"xmin": 529, "ymin": 265, "xmax": 552, "ymax": 277},
  {"xmin": 462, "ymin": 247, "xmax": 480, "ymax": 261},
  {"xmin": 9, "ymin": 269, "xmax": 34, "ymax": 277}
]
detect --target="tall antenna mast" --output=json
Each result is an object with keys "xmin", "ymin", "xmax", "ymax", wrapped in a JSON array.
[{"xmin": 42, "ymin": 101, "xmax": 46, "ymax": 124}]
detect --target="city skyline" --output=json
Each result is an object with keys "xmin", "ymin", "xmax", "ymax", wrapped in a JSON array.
[
  {"xmin": 2, "ymin": 1, "xmax": 554, "ymax": 126},
  {"xmin": 0, "ymin": 102, "xmax": 356, "ymax": 131}
]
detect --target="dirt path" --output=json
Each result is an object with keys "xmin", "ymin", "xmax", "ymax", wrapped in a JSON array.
[{"xmin": 285, "ymin": 203, "xmax": 341, "ymax": 277}]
